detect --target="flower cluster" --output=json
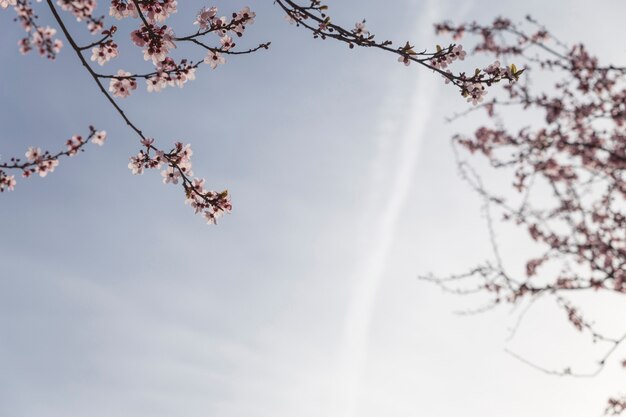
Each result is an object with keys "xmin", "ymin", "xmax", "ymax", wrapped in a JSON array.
[
  {"xmin": 130, "ymin": 23, "xmax": 175, "ymax": 64},
  {"xmin": 109, "ymin": 0, "xmax": 137, "ymax": 19},
  {"xmin": 204, "ymin": 50, "xmax": 225, "ymax": 69},
  {"xmin": 66, "ymin": 135, "xmax": 85, "ymax": 156},
  {"xmin": 430, "ymin": 44, "xmax": 466, "ymax": 69},
  {"xmin": 56, "ymin": 0, "xmax": 104, "ymax": 33},
  {"xmin": 110, "ymin": 0, "xmax": 176, "ymax": 21},
  {"xmin": 109, "ymin": 70, "xmax": 137, "ymax": 98},
  {"xmin": 0, "ymin": 171, "xmax": 16, "ymax": 192},
  {"xmin": 274, "ymin": 0, "xmax": 521, "ymax": 105},
  {"xmin": 192, "ymin": 5, "xmax": 257, "ymax": 69},
  {"xmin": 90, "ymin": 39, "xmax": 118, "ymax": 65},
  {"xmin": 194, "ymin": 5, "xmax": 217, "ymax": 29},
  {"xmin": 26, "ymin": 150, "xmax": 61, "ymax": 177},
  {"xmin": 194, "ymin": 5, "xmax": 255, "ymax": 36},
  {"xmin": 0, "ymin": 128, "xmax": 105, "ymax": 192},
  {"xmin": 146, "ymin": 58, "xmax": 196, "ymax": 92},
  {"xmin": 128, "ymin": 140, "xmax": 231, "ymax": 224},
  {"xmin": 136, "ymin": 0, "xmax": 177, "ymax": 23},
  {"xmin": 19, "ymin": 25, "xmax": 64, "ymax": 58},
  {"xmin": 2, "ymin": 0, "xmax": 268, "ymax": 226},
  {"xmin": 80, "ymin": 3, "xmax": 260, "ymax": 99},
  {"xmin": 9, "ymin": 1, "xmax": 64, "ymax": 59},
  {"xmin": 421, "ymin": 16, "xmax": 626, "ymax": 415},
  {"xmin": 462, "ymin": 81, "xmax": 487, "ymax": 105}
]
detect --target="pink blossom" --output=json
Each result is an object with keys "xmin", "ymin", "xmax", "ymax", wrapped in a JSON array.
[
  {"xmin": 464, "ymin": 82, "xmax": 487, "ymax": 105},
  {"xmin": 36, "ymin": 159, "xmax": 59, "ymax": 177},
  {"xmin": 66, "ymin": 135, "xmax": 84, "ymax": 156},
  {"xmin": 352, "ymin": 20, "xmax": 369, "ymax": 38},
  {"xmin": 204, "ymin": 50, "xmax": 225, "ymax": 69},
  {"xmin": 0, "ymin": 0, "xmax": 16, "ymax": 9},
  {"xmin": 56, "ymin": 0, "xmax": 97, "ymax": 22},
  {"xmin": 194, "ymin": 6, "xmax": 217, "ymax": 29},
  {"xmin": 141, "ymin": 138, "xmax": 155, "ymax": 147},
  {"xmin": 161, "ymin": 166, "xmax": 180, "ymax": 184},
  {"xmin": 108, "ymin": 70, "xmax": 137, "ymax": 98},
  {"xmin": 92, "ymin": 130, "xmax": 107, "ymax": 146},
  {"xmin": 220, "ymin": 35, "xmax": 234, "ymax": 51},
  {"xmin": 138, "ymin": 0, "xmax": 177, "ymax": 23},
  {"xmin": 25, "ymin": 146, "xmax": 42, "ymax": 162},
  {"xmin": 451, "ymin": 44, "xmax": 466, "ymax": 60},
  {"xmin": 131, "ymin": 24, "xmax": 176, "ymax": 64},
  {"xmin": 109, "ymin": 0, "xmax": 137, "ymax": 19},
  {"xmin": 128, "ymin": 153, "xmax": 145, "ymax": 175},
  {"xmin": 484, "ymin": 60, "xmax": 502, "ymax": 74},
  {"xmin": 0, "ymin": 171, "xmax": 16, "ymax": 192},
  {"xmin": 90, "ymin": 40, "xmax": 118, "ymax": 65},
  {"xmin": 236, "ymin": 6, "xmax": 255, "ymax": 25}
]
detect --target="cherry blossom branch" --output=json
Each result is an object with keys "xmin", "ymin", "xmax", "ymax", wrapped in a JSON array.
[
  {"xmin": 45, "ymin": 0, "xmax": 232, "ymax": 224},
  {"xmin": 4, "ymin": 1, "xmax": 268, "ymax": 223},
  {"xmin": 10, "ymin": 0, "xmax": 63, "ymax": 59},
  {"xmin": 0, "ymin": 127, "xmax": 105, "ymax": 192},
  {"xmin": 421, "ymin": 15, "xmax": 626, "ymax": 414},
  {"xmin": 91, "ymin": 42, "xmax": 269, "ymax": 82},
  {"xmin": 274, "ymin": 0, "xmax": 524, "ymax": 104},
  {"xmin": 504, "ymin": 296, "xmax": 626, "ymax": 378}
]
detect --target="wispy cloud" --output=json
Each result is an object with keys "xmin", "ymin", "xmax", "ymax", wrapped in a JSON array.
[{"xmin": 332, "ymin": 1, "xmax": 441, "ymax": 415}]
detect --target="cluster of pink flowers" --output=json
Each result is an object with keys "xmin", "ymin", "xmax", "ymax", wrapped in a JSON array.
[
  {"xmin": 0, "ymin": 171, "xmax": 16, "ymax": 192},
  {"xmin": 274, "ymin": 0, "xmax": 520, "ymax": 107},
  {"xmin": 110, "ymin": 0, "xmax": 176, "ymax": 21},
  {"xmin": 90, "ymin": 3, "xmax": 259, "ymax": 100},
  {"xmin": 131, "ymin": 23, "xmax": 175, "ymax": 64},
  {"xmin": 195, "ymin": 6, "xmax": 255, "ymax": 35},
  {"xmin": 0, "ymin": 128, "xmax": 106, "ymax": 192},
  {"xmin": 192, "ymin": 6, "xmax": 257, "ymax": 69},
  {"xmin": 430, "ymin": 44, "xmax": 466, "ymax": 69},
  {"xmin": 8, "ymin": 1, "xmax": 64, "ymax": 59},
  {"xmin": 3, "ymin": 0, "xmax": 526, "ymax": 232},
  {"xmin": 25, "ymin": 147, "xmax": 61, "ymax": 177},
  {"xmin": 146, "ymin": 58, "xmax": 196, "ymax": 92},
  {"xmin": 137, "ymin": 0, "xmax": 177, "ymax": 22},
  {"xmin": 422, "ymin": 16, "xmax": 626, "ymax": 415},
  {"xmin": 482, "ymin": 60, "xmax": 518, "ymax": 80},
  {"xmin": 194, "ymin": 6, "xmax": 217, "ymax": 29},
  {"xmin": 128, "ymin": 140, "xmax": 231, "ymax": 224},
  {"xmin": 185, "ymin": 179, "xmax": 232, "ymax": 225},
  {"xmin": 20, "ymin": 25, "xmax": 63, "ymax": 58},
  {"xmin": 109, "ymin": 70, "xmax": 137, "ymax": 98},
  {"xmin": 90, "ymin": 39, "xmax": 118, "ymax": 65},
  {"xmin": 66, "ymin": 135, "xmax": 85, "ymax": 156},
  {"xmin": 56, "ymin": 0, "xmax": 103, "ymax": 33},
  {"xmin": 462, "ymin": 82, "xmax": 487, "ymax": 105},
  {"xmin": 56, "ymin": 0, "xmax": 95, "ymax": 22},
  {"xmin": 109, "ymin": 0, "xmax": 137, "ymax": 19},
  {"xmin": 0, "ymin": 1, "xmax": 263, "ymax": 225}
]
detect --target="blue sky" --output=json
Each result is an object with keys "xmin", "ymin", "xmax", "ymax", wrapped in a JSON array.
[{"xmin": 1, "ymin": 1, "xmax": 625, "ymax": 416}]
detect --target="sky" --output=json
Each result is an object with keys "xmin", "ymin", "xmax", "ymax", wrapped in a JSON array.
[{"xmin": 1, "ymin": 1, "xmax": 625, "ymax": 417}]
